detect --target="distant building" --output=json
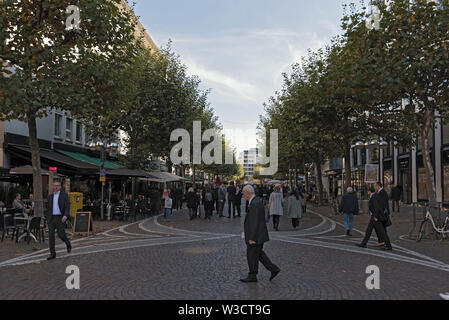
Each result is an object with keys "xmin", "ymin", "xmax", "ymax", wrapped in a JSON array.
[{"xmin": 238, "ymin": 148, "xmax": 259, "ymax": 180}]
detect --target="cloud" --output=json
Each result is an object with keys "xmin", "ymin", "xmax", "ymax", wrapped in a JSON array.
[{"xmin": 148, "ymin": 27, "xmax": 335, "ymax": 153}]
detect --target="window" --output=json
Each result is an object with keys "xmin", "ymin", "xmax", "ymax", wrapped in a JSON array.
[
  {"xmin": 443, "ymin": 124, "xmax": 449, "ymax": 146},
  {"xmin": 66, "ymin": 118, "xmax": 73, "ymax": 141},
  {"xmin": 75, "ymin": 122, "xmax": 82, "ymax": 143},
  {"xmin": 54, "ymin": 114, "xmax": 62, "ymax": 138}
]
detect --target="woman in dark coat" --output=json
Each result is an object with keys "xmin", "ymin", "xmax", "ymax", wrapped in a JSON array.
[
  {"xmin": 186, "ymin": 187, "xmax": 199, "ymax": 220},
  {"xmin": 202, "ymin": 185, "xmax": 214, "ymax": 220}
]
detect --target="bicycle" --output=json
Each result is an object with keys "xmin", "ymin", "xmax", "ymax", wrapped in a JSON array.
[{"xmin": 416, "ymin": 207, "xmax": 449, "ymax": 242}]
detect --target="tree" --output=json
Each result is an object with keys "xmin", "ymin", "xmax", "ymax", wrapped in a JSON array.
[
  {"xmin": 344, "ymin": 0, "xmax": 449, "ymax": 203},
  {"xmin": 0, "ymin": 0, "xmax": 138, "ymax": 216}
]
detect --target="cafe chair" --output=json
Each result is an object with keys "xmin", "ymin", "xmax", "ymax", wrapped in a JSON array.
[
  {"xmin": 28, "ymin": 216, "xmax": 44, "ymax": 244},
  {"xmin": 13, "ymin": 212, "xmax": 27, "ymax": 243},
  {"xmin": 1, "ymin": 213, "xmax": 15, "ymax": 242}
]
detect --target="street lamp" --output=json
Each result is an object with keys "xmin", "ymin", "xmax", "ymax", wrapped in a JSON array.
[{"xmin": 89, "ymin": 140, "xmax": 118, "ymax": 220}]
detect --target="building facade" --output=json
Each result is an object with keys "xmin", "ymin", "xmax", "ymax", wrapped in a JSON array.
[
  {"xmin": 330, "ymin": 122, "xmax": 449, "ymax": 204},
  {"xmin": 238, "ymin": 148, "xmax": 259, "ymax": 180}
]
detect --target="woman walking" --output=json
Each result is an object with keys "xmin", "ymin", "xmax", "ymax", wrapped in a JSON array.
[
  {"xmin": 268, "ymin": 185, "xmax": 284, "ymax": 231},
  {"xmin": 186, "ymin": 187, "xmax": 199, "ymax": 220},
  {"xmin": 202, "ymin": 185, "xmax": 214, "ymax": 220},
  {"xmin": 287, "ymin": 190, "xmax": 303, "ymax": 229}
]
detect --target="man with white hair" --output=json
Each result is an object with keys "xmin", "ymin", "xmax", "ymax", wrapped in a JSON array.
[
  {"xmin": 240, "ymin": 185, "xmax": 280, "ymax": 283},
  {"xmin": 338, "ymin": 186, "xmax": 359, "ymax": 236}
]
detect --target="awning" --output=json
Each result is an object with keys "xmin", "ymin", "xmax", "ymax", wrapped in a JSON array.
[
  {"xmin": 106, "ymin": 168, "xmax": 158, "ymax": 178},
  {"xmin": 8, "ymin": 145, "xmax": 99, "ymax": 175},
  {"xmin": 141, "ymin": 171, "xmax": 185, "ymax": 183},
  {"xmin": 10, "ymin": 165, "xmax": 50, "ymax": 175},
  {"xmin": 56, "ymin": 149, "xmax": 123, "ymax": 169}
]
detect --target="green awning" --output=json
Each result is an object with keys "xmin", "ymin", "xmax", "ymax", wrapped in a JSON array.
[{"xmin": 56, "ymin": 149, "xmax": 123, "ymax": 169}]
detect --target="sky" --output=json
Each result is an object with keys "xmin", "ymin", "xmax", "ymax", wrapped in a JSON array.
[{"xmin": 132, "ymin": 0, "xmax": 349, "ymax": 156}]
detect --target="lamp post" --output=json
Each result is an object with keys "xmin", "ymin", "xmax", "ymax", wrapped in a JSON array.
[{"xmin": 89, "ymin": 141, "xmax": 118, "ymax": 220}]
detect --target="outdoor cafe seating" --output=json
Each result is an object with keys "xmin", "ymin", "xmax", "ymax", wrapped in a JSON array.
[{"xmin": 1, "ymin": 207, "xmax": 45, "ymax": 244}]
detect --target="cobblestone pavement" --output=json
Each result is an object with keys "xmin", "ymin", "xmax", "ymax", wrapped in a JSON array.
[{"xmin": 1, "ymin": 200, "xmax": 448, "ymax": 300}]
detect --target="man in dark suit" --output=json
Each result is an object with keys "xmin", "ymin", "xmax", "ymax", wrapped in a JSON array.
[
  {"xmin": 46, "ymin": 180, "xmax": 72, "ymax": 260},
  {"xmin": 357, "ymin": 187, "xmax": 392, "ymax": 251},
  {"xmin": 227, "ymin": 181, "xmax": 237, "ymax": 218},
  {"xmin": 391, "ymin": 184, "xmax": 402, "ymax": 213},
  {"xmin": 375, "ymin": 182, "xmax": 390, "ymax": 217},
  {"xmin": 240, "ymin": 185, "xmax": 280, "ymax": 283}
]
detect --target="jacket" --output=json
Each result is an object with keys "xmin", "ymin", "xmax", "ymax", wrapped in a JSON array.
[
  {"xmin": 46, "ymin": 191, "xmax": 70, "ymax": 220},
  {"xmin": 244, "ymin": 197, "xmax": 270, "ymax": 245},
  {"xmin": 391, "ymin": 187, "xmax": 401, "ymax": 201},
  {"xmin": 287, "ymin": 195, "xmax": 302, "ymax": 219},
  {"xmin": 369, "ymin": 193, "xmax": 386, "ymax": 222},
  {"xmin": 377, "ymin": 188, "xmax": 390, "ymax": 216},
  {"xmin": 227, "ymin": 185, "xmax": 236, "ymax": 200},
  {"xmin": 269, "ymin": 192, "xmax": 284, "ymax": 216},
  {"xmin": 218, "ymin": 187, "xmax": 226, "ymax": 201},
  {"xmin": 338, "ymin": 193, "xmax": 359, "ymax": 215},
  {"xmin": 186, "ymin": 192, "xmax": 199, "ymax": 208}
]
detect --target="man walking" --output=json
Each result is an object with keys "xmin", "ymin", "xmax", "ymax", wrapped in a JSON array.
[
  {"xmin": 391, "ymin": 184, "xmax": 401, "ymax": 213},
  {"xmin": 374, "ymin": 181, "xmax": 391, "ymax": 246},
  {"xmin": 357, "ymin": 187, "xmax": 392, "ymax": 251},
  {"xmin": 227, "ymin": 181, "xmax": 237, "ymax": 218},
  {"xmin": 234, "ymin": 184, "xmax": 243, "ymax": 217},
  {"xmin": 46, "ymin": 180, "xmax": 72, "ymax": 260},
  {"xmin": 240, "ymin": 185, "xmax": 280, "ymax": 283},
  {"xmin": 338, "ymin": 187, "xmax": 359, "ymax": 236}
]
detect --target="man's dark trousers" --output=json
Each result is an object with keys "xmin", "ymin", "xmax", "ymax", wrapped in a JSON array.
[
  {"xmin": 247, "ymin": 243, "xmax": 279, "ymax": 279},
  {"xmin": 361, "ymin": 216, "xmax": 392, "ymax": 248},
  {"xmin": 392, "ymin": 200, "xmax": 400, "ymax": 212},
  {"xmin": 228, "ymin": 199, "xmax": 235, "ymax": 217},
  {"xmin": 48, "ymin": 215, "xmax": 71, "ymax": 256}
]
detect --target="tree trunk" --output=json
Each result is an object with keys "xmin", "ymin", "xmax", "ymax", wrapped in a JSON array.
[
  {"xmin": 289, "ymin": 167, "xmax": 293, "ymax": 190},
  {"xmin": 28, "ymin": 115, "xmax": 44, "ymax": 217},
  {"xmin": 315, "ymin": 160, "xmax": 324, "ymax": 206},
  {"xmin": 294, "ymin": 167, "xmax": 298, "ymax": 188},
  {"xmin": 421, "ymin": 115, "xmax": 437, "ymax": 204},
  {"xmin": 344, "ymin": 142, "xmax": 352, "ymax": 191}
]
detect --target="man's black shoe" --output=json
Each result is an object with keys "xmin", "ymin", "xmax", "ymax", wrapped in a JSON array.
[
  {"xmin": 67, "ymin": 243, "xmax": 72, "ymax": 254},
  {"xmin": 240, "ymin": 277, "xmax": 257, "ymax": 283},
  {"xmin": 382, "ymin": 247, "xmax": 393, "ymax": 251},
  {"xmin": 47, "ymin": 255, "xmax": 56, "ymax": 261},
  {"xmin": 356, "ymin": 243, "xmax": 367, "ymax": 248},
  {"xmin": 270, "ymin": 269, "xmax": 280, "ymax": 281},
  {"xmin": 346, "ymin": 230, "xmax": 349, "ymax": 236}
]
